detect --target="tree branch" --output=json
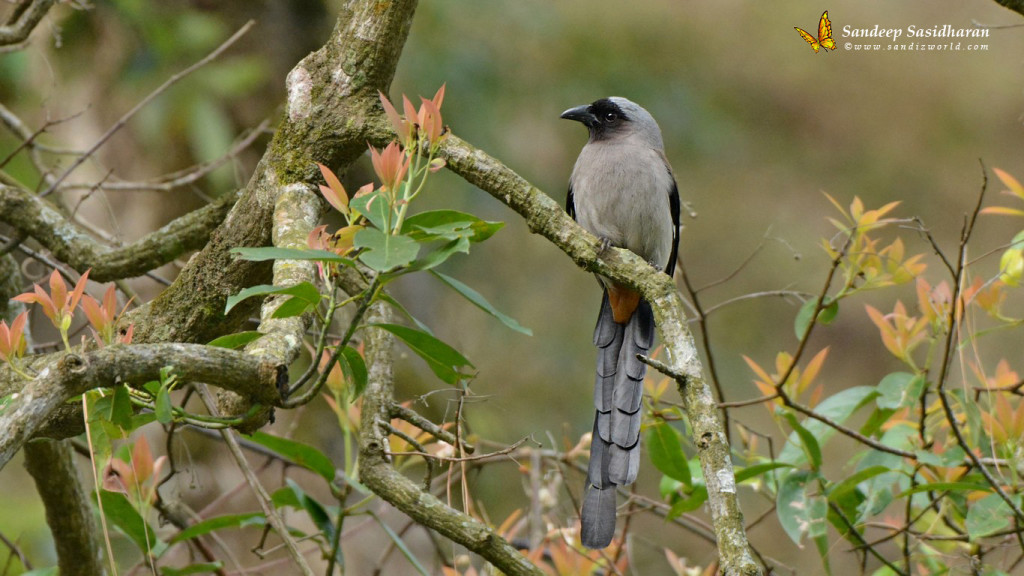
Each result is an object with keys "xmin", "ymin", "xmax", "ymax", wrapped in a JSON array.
[
  {"xmin": 0, "ymin": 343, "xmax": 284, "ymax": 469},
  {"xmin": 433, "ymin": 134, "xmax": 761, "ymax": 575},
  {"xmin": 23, "ymin": 439, "xmax": 104, "ymax": 576},
  {"xmin": 0, "ymin": 183, "xmax": 235, "ymax": 282},
  {"xmin": 216, "ymin": 182, "xmax": 320, "ymax": 428},
  {"xmin": 124, "ymin": 0, "xmax": 416, "ymax": 346},
  {"xmin": 0, "ymin": 0, "xmax": 55, "ymax": 45},
  {"xmin": 993, "ymin": 0, "xmax": 1024, "ymax": 17},
  {"xmin": 357, "ymin": 301, "xmax": 545, "ymax": 576}
]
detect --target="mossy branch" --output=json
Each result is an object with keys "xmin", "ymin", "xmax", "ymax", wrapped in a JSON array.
[
  {"xmin": 434, "ymin": 135, "xmax": 762, "ymax": 575},
  {"xmin": 357, "ymin": 302, "xmax": 545, "ymax": 576},
  {"xmin": 0, "ymin": 183, "xmax": 235, "ymax": 282},
  {"xmin": 23, "ymin": 439, "xmax": 104, "ymax": 576},
  {"xmin": 0, "ymin": 343, "xmax": 284, "ymax": 469}
]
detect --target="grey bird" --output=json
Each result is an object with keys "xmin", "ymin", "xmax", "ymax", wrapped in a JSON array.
[{"xmin": 561, "ymin": 97, "xmax": 680, "ymax": 549}]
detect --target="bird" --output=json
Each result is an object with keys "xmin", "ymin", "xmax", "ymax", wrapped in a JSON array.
[{"xmin": 561, "ymin": 97, "xmax": 680, "ymax": 549}]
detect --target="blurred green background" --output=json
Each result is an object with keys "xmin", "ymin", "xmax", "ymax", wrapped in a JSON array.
[{"xmin": 3, "ymin": 0, "xmax": 1024, "ymax": 573}]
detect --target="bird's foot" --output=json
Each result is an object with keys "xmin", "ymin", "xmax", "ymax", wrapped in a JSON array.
[{"xmin": 597, "ymin": 237, "xmax": 614, "ymax": 255}]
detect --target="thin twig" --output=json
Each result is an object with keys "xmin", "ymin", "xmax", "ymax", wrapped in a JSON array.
[
  {"xmin": 933, "ymin": 163, "xmax": 1024, "ymax": 523},
  {"xmin": 195, "ymin": 385, "xmax": 315, "ymax": 576},
  {"xmin": 386, "ymin": 436, "xmax": 533, "ymax": 463},
  {"xmin": 678, "ymin": 259, "xmax": 729, "ymax": 440},
  {"xmin": 58, "ymin": 118, "xmax": 272, "ymax": 193},
  {"xmin": 39, "ymin": 20, "xmax": 255, "ymax": 198}
]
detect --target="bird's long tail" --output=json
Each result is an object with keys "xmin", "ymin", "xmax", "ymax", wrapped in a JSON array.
[{"xmin": 580, "ymin": 291, "xmax": 653, "ymax": 549}]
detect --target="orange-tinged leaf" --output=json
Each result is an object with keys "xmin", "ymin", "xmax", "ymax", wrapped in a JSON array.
[
  {"xmin": 131, "ymin": 435, "xmax": 155, "ymax": 483},
  {"xmin": 379, "ymin": 90, "xmax": 411, "ymax": 141},
  {"xmin": 874, "ymin": 200, "xmax": 902, "ymax": 220},
  {"xmin": 774, "ymin": 351, "xmax": 794, "ymax": 380},
  {"xmin": 68, "ymin": 270, "xmax": 89, "ymax": 314},
  {"xmin": 850, "ymin": 196, "xmax": 865, "ymax": 223},
  {"xmin": 419, "ymin": 96, "xmax": 443, "ymax": 142},
  {"xmin": 48, "ymin": 269, "xmax": 67, "ymax": 314},
  {"xmin": 993, "ymin": 167, "xmax": 1024, "ymax": 200},
  {"xmin": 865, "ymin": 305, "xmax": 901, "ymax": 358},
  {"xmin": 14, "ymin": 285, "xmax": 58, "ymax": 326},
  {"xmin": 743, "ymin": 355, "xmax": 774, "ymax": 387},
  {"xmin": 808, "ymin": 383, "xmax": 824, "ymax": 409},
  {"xmin": 0, "ymin": 311, "xmax": 28, "ymax": 361},
  {"xmin": 102, "ymin": 457, "xmax": 134, "ymax": 494},
  {"xmin": 317, "ymin": 163, "xmax": 349, "ymax": 215},
  {"xmin": 823, "ymin": 192, "xmax": 849, "ymax": 223},
  {"xmin": 402, "ymin": 95, "xmax": 418, "ymax": 130},
  {"xmin": 103, "ymin": 284, "xmax": 116, "ymax": 320},
  {"xmin": 799, "ymin": 347, "xmax": 829, "ymax": 392},
  {"xmin": 431, "ymin": 83, "xmax": 446, "ymax": 110},
  {"xmin": 80, "ymin": 295, "xmax": 106, "ymax": 332},
  {"xmin": 980, "ymin": 207, "xmax": 1024, "ymax": 217}
]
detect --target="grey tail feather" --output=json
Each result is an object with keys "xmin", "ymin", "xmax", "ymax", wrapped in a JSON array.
[{"xmin": 582, "ymin": 293, "xmax": 653, "ymax": 548}]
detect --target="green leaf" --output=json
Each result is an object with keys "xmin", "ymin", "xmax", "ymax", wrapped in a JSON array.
[
  {"xmin": 207, "ymin": 331, "xmax": 263, "ymax": 349},
  {"xmin": 90, "ymin": 386, "xmax": 135, "ymax": 430},
  {"xmin": 160, "ymin": 562, "xmax": 225, "ymax": 576},
  {"xmin": 895, "ymin": 481, "xmax": 990, "ymax": 498},
  {"xmin": 155, "ymin": 385, "xmax": 173, "ymax": 425},
  {"xmin": 369, "ymin": 323, "xmax": 473, "ymax": 385},
  {"xmin": 855, "ymin": 425, "xmax": 916, "ymax": 518},
  {"xmin": 645, "ymin": 421, "xmax": 691, "ymax": 485},
  {"xmin": 783, "ymin": 412, "xmax": 822, "ymax": 471},
  {"xmin": 827, "ymin": 465, "xmax": 890, "ymax": 505},
  {"xmin": 402, "ymin": 210, "xmax": 504, "ymax": 243},
  {"xmin": 666, "ymin": 486, "xmax": 708, "ymax": 518},
  {"xmin": 275, "ymin": 479, "xmax": 335, "ymax": 544},
  {"xmin": 230, "ymin": 246, "xmax": 354, "ymax": 264},
  {"xmin": 812, "ymin": 505, "xmax": 832, "ymax": 575},
  {"xmin": 373, "ymin": 513, "xmax": 432, "ymax": 576},
  {"xmin": 170, "ymin": 512, "xmax": 266, "ymax": 544},
  {"xmin": 859, "ymin": 407, "xmax": 896, "ymax": 439},
  {"xmin": 779, "ymin": 386, "xmax": 877, "ymax": 466},
  {"xmin": 354, "ymin": 228, "xmax": 420, "ymax": 272},
  {"xmin": 777, "ymin": 470, "xmax": 816, "ymax": 545},
  {"xmin": 735, "ymin": 461, "xmax": 794, "ymax": 484},
  {"xmin": 247, "ymin": 431, "xmax": 335, "ymax": 482},
  {"xmin": 225, "ymin": 282, "xmax": 321, "ymax": 315},
  {"xmin": 431, "ymin": 271, "xmax": 532, "ymax": 335},
  {"xmin": 340, "ymin": 346, "xmax": 368, "ymax": 400},
  {"xmin": 84, "ymin": 391, "xmax": 114, "ymax": 464},
  {"xmin": 95, "ymin": 492, "xmax": 168, "ymax": 557},
  {"xmin": 350, "ymin": 190, "xmax": 393, "ymax": 232},
  {"xmin": 876, "ymin": 372, "xmax": 925, "ymax": 410},
  {"xmin": 271, "ymin": 296, "xmax": 315, "ymax": 319},
  {"xmin": 21, "ymin": 568, "xmax": 58, "ymax": 576},
  {"xmin": 407, "ymin": 237, "xmax": 470, "ymax": 272},
  {"xmin": 377, "ymin": 293, "xmax": 434, "ymax": 334},
  {"xmin": 966, "ymin": 493, "xmax": 1016, "ymax": 539},
  {"xmin": 794, "ymin": 298, "xmax": 838, "ymax": 339}
]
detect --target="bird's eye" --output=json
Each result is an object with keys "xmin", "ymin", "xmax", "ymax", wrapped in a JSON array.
[{"xmin": 604, "ymin": 112, "xmax": 617, "ymax": 122}]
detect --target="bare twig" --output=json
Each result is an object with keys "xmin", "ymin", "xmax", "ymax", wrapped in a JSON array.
[
  {"xmin": 934, "ymin": 164, "xmax": 1024, "ymax": 523},
  {"xmin": 58, "ymin": 118, "xmax": 273, "ymax": 193},
  {"xmin": 390, "ymin": 401, "xmax": 474, "ymax": 453},
  {"xmin": 39, "ymin": 20, "xmax": 255, "ymax": 198},
  {"xmin": 0, "ymin": 0, "xmax": 55, "ymax": 45},
  {"xmin": 195, "ymin": 385, "xmax": 315, "ymax": 576},
  {"xmin": 386, "ymin": 436, "xmax": 533, "ymax": 463}
]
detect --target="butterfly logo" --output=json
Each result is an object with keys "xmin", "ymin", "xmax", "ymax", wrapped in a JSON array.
[{"xmin": 795, "ymin": 11, "xmax": 836, "ymax": 53}]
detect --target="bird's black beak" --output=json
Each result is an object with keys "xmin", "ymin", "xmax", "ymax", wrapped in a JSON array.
[{"xmin": 560, "ymin": 105, "xmax": 597, "ymax": 128}]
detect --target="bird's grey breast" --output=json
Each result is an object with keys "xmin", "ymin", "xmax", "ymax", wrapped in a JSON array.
[{"xmin": 570, "ymin": 141, "xmax": 674, "ymax": 268}]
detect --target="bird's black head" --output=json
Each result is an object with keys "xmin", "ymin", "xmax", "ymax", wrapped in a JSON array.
[{"xmin": 560, "ymin": 98, "xmax": 630, "ymax": 140}]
